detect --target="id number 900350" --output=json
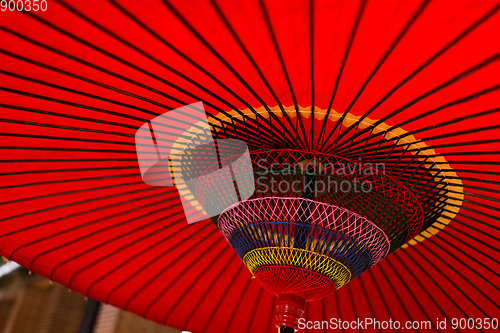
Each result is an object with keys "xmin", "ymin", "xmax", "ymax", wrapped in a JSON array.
[{"xmin": 1, "ymin": 0, "xmax": 47, "ymax": 11}]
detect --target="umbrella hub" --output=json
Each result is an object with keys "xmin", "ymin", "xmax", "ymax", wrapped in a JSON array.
[
  {"xmin": 275, "ymin": 294, "xmax": 306, "ymax": 332},
  {"xmin": 192, "ymin": 149, "xmax": 425, "ymax": 329}
]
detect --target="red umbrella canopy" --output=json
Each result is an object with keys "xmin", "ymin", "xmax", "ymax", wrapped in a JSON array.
[{"xmin": 1, "ymin": 0, "xmax": 500, "ymax": 332}]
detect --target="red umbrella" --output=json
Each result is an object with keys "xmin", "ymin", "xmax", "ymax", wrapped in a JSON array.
[{"xmin": 1, "ymin": 0, "xmax": 499, "ymax": 332}]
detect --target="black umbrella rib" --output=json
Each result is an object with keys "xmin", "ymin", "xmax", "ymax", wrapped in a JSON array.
[
  {"xmin": 331, "ymin": 52, "xmax": 500, "ymax": 154},
  {"xmin": 4, "ymin": 188, "xmax": 173, "ymax": 248},
  {"xmin": 409, "ymin": 245, "xmax": 491, "ymax": 319},
  {"xmin": 333, "ymin": 0, "xmax": 432, "ymax": 156},
  {"xmin": 368, "ymin": 152, "xmax": 500, "ymax": 166},
  {"xmin": 105, "ymin": 0, "xmax": 260, "ymax": 113},
  {"xmin": 0, "ymin": 184, "xmax": 163, "ymax": 233},
  {"xmin": 158, "ymin": 0, "xmax": 266, "ymax": 112},
  {"xmin": 0, "ymin": 132, "xmax": 135, "ymax": 148},
  {"xmin": 13, "ymin": 192, "xmax": 182, "ymax": 275},
  {"xmin": 445, "ymin": 224, "xmax": 500, "ymax": 257},
  {"xmin": 208, "ymin": 114, "xmax": 277, "ymax": 148},
  {"xmin": 387, "ymin": 108, "xmax": 500, "ymax": 147},
  {"xmin": 106, "ymin": 0, "xmax": 289, "ymax": 149},
  {"xmin": 432, "ymin": 230, "xmax": 500, "ymax": 280},
  {"xmin": 0, "ymin": 51, "xmax": 177, "ymax": 113},
  {"xmin": 309, "ymin": 0, "xmax": 316, "ymax": 152},
  {"xmin": 0, "ymin": 23, "xmax": 270, "ymax": 143},
  {"xmin": 0, "ymin": 165, "xmax": 141, "ymax": 178},
  {"xmin": 438, "ymin": 176, "xmax": 500, "ymax": 191},
  {"xmin": 52, "ymin": 0, "xmax": 250, "ymax": 114},
  {"xmin": 208, "ymin": 0, "xmax": 292, "ymax": 149},
  {"xmin": 222, "ymin": 269, "xmax": 255, "ymax": 333},
  {"xmin": 422, "ymin": 234, "xmax": 500, "ymax": 288},
  {"xmin": 381, "ymin": 258, "xmax": 438, "ymax": 332},
  {"xmin": 244, "ymin": 287, "xmax": 266, "ymax": 333},
  {"xmin": 0, "ymin": 87, "xmax": 278, "ymax": 149},
  {"xmin": 325, "ymin": 2, "xmax": 500, "ymax": 153},
  {"xmin": 405, "ymin": 140, "xmax": 500, "ymax": 154},
  {"xmin": 446, "ymin": 182, "xmax": 500, "ymax": 196},
  {"xmin": 2, "ymin": 30, "xmax": 281, "ymax": 153},
  {"xmin": 377, "ymin": 263, "xmax": 418, "ymax": 330},
  {"xmin": 107, "ymin": 227, "xmax": 220, "ymax": 306},
  {"xmin": 397, "ymin": 249, "xmax": 471, "ymax": 323},
  {"xmin": 0, "ymin": 26, "xmax": 213, "ymax": 109},
  {"xmin": 0, "ymin": 173, "xmax": 141, "ymax": 191},
  {"xmin": 339, "ymin": 106, "xmax": 500, "ymax": 157},
  {"xmin": 445, "ymin": 209, "xmax": 500, "ymax": 234},
  {"xmin": 0, "ymin": 86, "xmax": 146, "ymax": 123},
  {"xmin": 365, "ymin": 268, "xmax": 399, "ymax": 331},
  {"xmin": 446, "ymin": 187, "xmax": 500, "ymax": 206},
  {"xmin": 446, "ymin": 205, "xmax": 500, "ymax": 228},
  {"xmin": 155, "ymin": 244, "xmax": 234, "ymax": 322},
  {"xmin": 28, "ymin": 198, "xmax": 183, "ymax": 272},
  {"xmin": 0, "ymin": 146, "xmax": 135, "ymax": 154},
  {"xmin": 357, "ymin": 275, "xmax": 381, "ymax": 333},
  {"xmin": 394, "ymin": 117, "xmax": 500, "ymax": 153},
  {"xmin": 382, "ymin": 164, "xmax": 500, "ymax": 180},
  {"xmin": 156, "ymin": 0, "xmax": 282, "ymax": 150},
  {"xmin": 317, "ymin": 0, "xmax": 367, "ymax": 153},
  {"xmin": 200, "ymin": 263, "xmax": 246, "ymax": 332},
  {"xmin": 83, "ymin": 220, "xmax": 213, "ymax": 297},
  {"xmin": 257, "ymin": 0, "xmax": 307, "ymax": 150},
  {"xmin": 22, "ymin": 7, "xmax": 265, "ymax": 130},
  {"xmin": 164, "ymin": 249, "xmax": 238, "ymax": 324},
  {"xmin": 389, "ymin": 253, "xmax": 451, "ymax": 329},
  {"xmin": 0, "ymin": 103, "xmax": 139, "ymax": 130},
  {"xmin": 0, "ymin": 117, "xmax": 135, "ymax": 139},
  {"xmin": 335, "ymin": 86, "xmax": 500, "ymax": 157},
  {"xmin": 0, "ymin": 179, "xmax": 145, "ymax": 207},
  {"xmin": 0, "ymin": 159, "xmax": 138, "ymax": 163}
]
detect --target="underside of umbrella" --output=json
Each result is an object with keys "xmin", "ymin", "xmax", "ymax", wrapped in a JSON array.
[{"xmin": 1, "ymin": 1, "xmax": 500, "ymax": 332}]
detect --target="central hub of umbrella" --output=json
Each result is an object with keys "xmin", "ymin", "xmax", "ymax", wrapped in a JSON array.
[{"xmin": 185, "ymin": 147, "xmax": 424, "ymax": 332}]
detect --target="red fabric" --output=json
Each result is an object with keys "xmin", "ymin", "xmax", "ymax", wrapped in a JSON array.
[{"xmin": 1, "ymin": 1, "xmax": 500, "ymax": 332}]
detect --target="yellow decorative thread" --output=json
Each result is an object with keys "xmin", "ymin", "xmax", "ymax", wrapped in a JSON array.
[
  {"xmin": 169, "ymin": 106, "xmax": 463, "ymax": 246},
  {"xmin": 243, "ymin": 247, "xmax": 351, "ymax": 289}
]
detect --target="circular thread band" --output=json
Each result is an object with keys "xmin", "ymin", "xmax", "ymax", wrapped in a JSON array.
[{"xmin": 243, "ymin": 247, "xmax": 351, "ymax": 289}]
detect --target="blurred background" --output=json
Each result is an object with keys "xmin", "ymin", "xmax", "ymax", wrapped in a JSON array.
[{"xmin": 0, "ymin": 257, "xmax": 183, "ymax": 333}]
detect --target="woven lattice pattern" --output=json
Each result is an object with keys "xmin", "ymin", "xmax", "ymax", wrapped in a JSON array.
[
  {"xmin": 229, "ymin": 222, "xmax": 371, "ymax": 278},
  {"xmin": 219, "ymin": 197, "xmax": 390, "ymax": 266},
  {"xmin": 195, "ymin": 149, "xmax": 423, "ymax": 250},
  {"xmin": 244, "ymin": 247, "xmax": 351, "ymax": 289},
  {"xmin": 254, "ymin": 266, "xmax": 337, "ymax": 301}
]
